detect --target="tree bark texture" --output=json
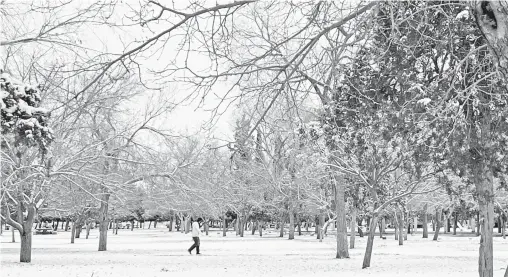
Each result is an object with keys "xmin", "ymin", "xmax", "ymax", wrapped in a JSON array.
[
  {"xmin": 289, "ymin": 211, "xmax": 295, "ymax": 240},
  {"xmin": 362, "ymin": 216, "xmax": 378, "ymax": 269},
  {"xmin": 335, "ymin": 176, "xmax": 349, "ymax": 258},
  {"xmin": 423, "ymin": 204, "xmax": 429, "ymax": 238},
  {"xmin": 433, "ymin": 209, "xmax": 441, "ymax": 241},
  {"xmin": 473, "ymin": 0, "xmax": 508, "ymax": 77},
  {"xmin": 350, "ymin": 208, "xmax": 356, "ymax": 249},
  {"xmin": 98, "ymin": 192, "xmax": 110, "ymax": 251}
]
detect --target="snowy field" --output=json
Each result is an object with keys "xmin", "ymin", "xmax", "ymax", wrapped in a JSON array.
[{"xmin": 1, "ymin": 228, "xmax": 507, "ymax": 277}]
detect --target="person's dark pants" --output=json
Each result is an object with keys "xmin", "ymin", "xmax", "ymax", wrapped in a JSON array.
[{"xmin": 188, "ymin": 237, "xmax": 200, "ymax": 253}]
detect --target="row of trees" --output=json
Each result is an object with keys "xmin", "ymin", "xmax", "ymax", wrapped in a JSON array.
[{"xmin": 1, "ymin": 1, "xmax": 508, "ymax": 277}]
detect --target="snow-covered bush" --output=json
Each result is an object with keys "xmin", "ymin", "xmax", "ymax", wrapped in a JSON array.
[{"xmin": 1, "ymin": 72, "xmax": 53, "ymax": 152}]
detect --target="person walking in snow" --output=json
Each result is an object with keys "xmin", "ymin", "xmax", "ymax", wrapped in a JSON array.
[{"xmin": 188, "ymin": 218, "xmax": 203, "ymax": 255}]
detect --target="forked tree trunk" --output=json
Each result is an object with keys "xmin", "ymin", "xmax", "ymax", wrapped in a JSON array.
[
  {"xmin": 289, "ymin": 212, "xmax": 295, "ymax": 240},
  {"xmin": 98, "ymin": 192, "xmax": 110, "ymax": 251},
  {"xmin": 473, "ymin": 0, "xmax": 508, "ymax": 78},
  {"xmin": 433, "ymin": 209, "xmax": 441, "ymax": 241},
  {"xmin": 362, "ymin": 216, "xmax": 378, "ymax": 269},
  {"xmin": 319, "ymin": 214, "xmax": 325, "ymax": 242},
  {"xmin": 350, "ymin": 208, "xmax": 356, "ymax": 249},
  {"xmin": 358, "ymin": 218, "xmax": 364, "ymax": 237},
  {"xmin": 423, "ymin": 204, "xmax": 429, "ymax": 238},
  {"xmin": 76, "ymin": 224, "xmax": 82, "ymax": 238},
  {"xmin": 335, "ymin": 177, "xmax": 349, "ymax": 258}
]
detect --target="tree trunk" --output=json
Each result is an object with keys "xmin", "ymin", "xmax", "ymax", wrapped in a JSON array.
[
  {"xmin": 76, "ymin": 224, "xmax": 82, "ymax": 238},
  {"xmin": 289, "ymin": 212, "xmax": 295, "ymax": 240},
  {"xmin": 154, "ymin": 221, "xmax": 157, "ymax": 228},
  {"xmin": 148, "ymin": 221, "xmax": 152, "ymax": 229},
  {"xmin": 54, "ymin": 219, "xmax": 59, "ymax": 231},
  {"xmin": 71, "ymin": 223, "xmax": 76, "ymax": 244},
  {"xmin": 399, "ymin": 210, "xmax": 404, "ymax": 246},
  {"xmin": 350, "ymin": 208, "xmax": 356, "ymax": 249},
  {"xmin": 185, "ymin": 217, "xmax": 191, "ymax": 234},
  {"xmin": 379, "ymin": 218, "xmax": 385, "ymax": 238},
  {"xmin": 279, "ymin": 217, "xmax": 284, "ymax": 238},
  {"xmin": 502, "ymin": 216, "xmax": 506, "ymax": 239},
  {"xmin": 86, "ymin": 222, "xmax": 92, "ymax": 239},
  {"xmin": 319, "ymin": 214, "xmax": 325, "ymax": 242},
  {"xmin": 362, "ymin": 216, "xmax": 378, "ymax": 269},
  {"xmin": 423, "ymin": 204, "xmax": 429, "ymax": 238},
  {"xmin": 475, "ymin": 163, "xmax": 495, "ymax": 277},
  {"xmin": 12, "ymin": 226, "xmax": 16, "ymax": 242},
  {"xmin": 477, "ymin": 211, "xmax": 481, "ymax": 236},
  {"xmin": 433, "ymin": 209, "xmax": 441, "ymax": 241},
  {"xmin": 205, "ymin": 220, "xmax": 209, "ymax": 236},
  {"xmin": 98, "ymin": 192, "xmax": 110, "ymax": 251},
  {"xmin": 413, "ymin": 217, "xmax": 418, "ymax": 234},
  {"xmin": 453, "ymin": 213, "xmax": 458, "ymax": 235},
  {"xmin": 65, "ymin": 219, "xmax": 70, "ymax": 231},
  {"xmin": 251, "ymin": 221, "xmax": 256, "ymax": 235},
  {"xmin": 394, "ymin": 217, "xmax": 399, "ymax": 240},
  {"xmin": 222, "ymin": 216, "xmax": 227, "ymax": 237},
  {"xmin": 258, "ymin": 220, "xmax": 263, "ymax": 237},
  {"xmin": 473, "ymin": 0, "xmax": 508, "ymax": 78},
  {"xmin": 335, "ymin": 177, "xmax": 349, "ymax": 258},
  {"xmin": 20, "ymin": 231, "xmax": 32, "ymax": 263},
  {"xmin": 297, "ymin": 216, "xmax": 302, "ymax": 236},
  {"xmin": 168, "ymin": 219, "xmax": 173, "ymax": 231},
  {"xmin": 358, "ymin": 218, "xmax": 364, "ymax": 237}
]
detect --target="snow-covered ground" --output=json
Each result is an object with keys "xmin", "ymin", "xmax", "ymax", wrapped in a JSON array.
[{"xmin": 1, "ymin": 228, "xmax": 507, "ymax": 277}]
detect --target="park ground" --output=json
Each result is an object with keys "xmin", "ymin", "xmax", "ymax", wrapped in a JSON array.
[{"xmin": 1, "ymin": 228, "xmax": 507, "ymax": 277}]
